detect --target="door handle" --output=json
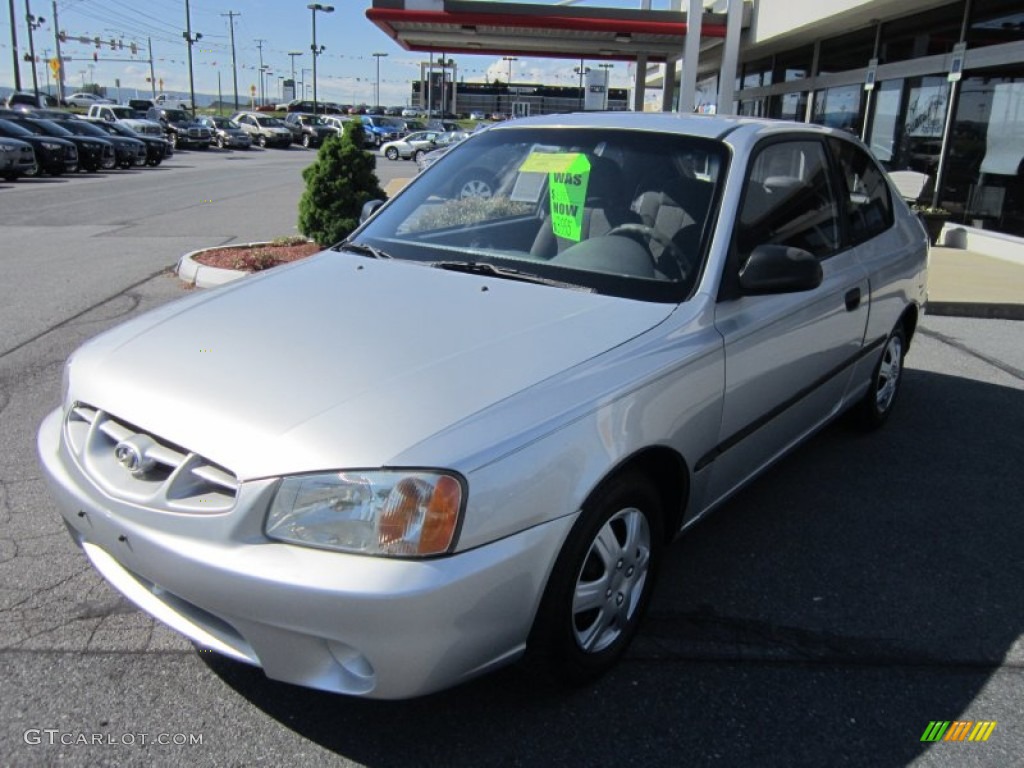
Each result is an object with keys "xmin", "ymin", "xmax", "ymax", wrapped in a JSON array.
[{"xmin": 845, "ymin": 287, "xmax": 861, "ymax": 311}]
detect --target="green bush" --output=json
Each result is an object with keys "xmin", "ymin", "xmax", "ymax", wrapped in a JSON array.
[{"xmin": 298, "ymin": 121, "xmax": 386, "ymax": 247}]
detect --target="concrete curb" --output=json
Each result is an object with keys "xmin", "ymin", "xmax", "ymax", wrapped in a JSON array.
[
  {"xmin": 176, "ymin": 244, "xmax": 260, "ymax": 288},
  {"xmin": 925, "ymin": 302, "xmax": 1024, "ymax": 321}
]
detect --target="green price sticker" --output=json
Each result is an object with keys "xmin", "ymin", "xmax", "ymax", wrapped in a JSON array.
[{"xmin": 519, "ymin": 152, "xmax": 591, "ymax": 242}]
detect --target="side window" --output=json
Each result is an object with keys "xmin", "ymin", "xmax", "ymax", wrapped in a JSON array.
[
  {"xmin": 737, "ymin": 140, "xmax": 840, "ymax": 260},
  {"xmin": 828, "ymin": 138, "xmax": 894, "ymax": 244}
]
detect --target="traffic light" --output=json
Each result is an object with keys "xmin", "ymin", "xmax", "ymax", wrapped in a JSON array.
[
  {"xmin": 92, "ymin": 52, "xmax": 98, "ymax": 62},
  {"xmin": 58, "ymin": 30, "xmax": 67, "ymax": 43}
]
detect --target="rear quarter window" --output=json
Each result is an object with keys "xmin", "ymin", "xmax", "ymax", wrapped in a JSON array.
[{"xmin": 828, "ymin": 137, "xmax": 894, "ymax": 245}]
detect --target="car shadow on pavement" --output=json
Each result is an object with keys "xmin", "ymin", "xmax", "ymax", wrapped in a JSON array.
[{"xmin": 202, "ymin": 367, "xmax": 1023, "ymax": 767}]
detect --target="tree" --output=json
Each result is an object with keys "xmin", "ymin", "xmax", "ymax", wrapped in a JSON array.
[{"xmin": 298, "ymin": 121, "xmax": 386, "ymax": 246}]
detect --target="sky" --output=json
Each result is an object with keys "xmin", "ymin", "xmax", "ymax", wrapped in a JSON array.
[{"xmin": 1, "ymin": 0, "xmax": 663, "ymax": 107}]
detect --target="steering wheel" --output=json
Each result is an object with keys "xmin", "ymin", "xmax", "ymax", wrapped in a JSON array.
[{"xmin": 605, "ymin": 223, "xmax": 687, "ymax": 281}]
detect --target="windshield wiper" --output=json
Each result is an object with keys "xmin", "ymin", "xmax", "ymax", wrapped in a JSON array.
[
  {"xmin": 430, "ymin": 261, "xmax": 590, "ymax": 291},
  {"xmin": 336, "ymin": 241, "xmax": 392, "ymax": 259}
]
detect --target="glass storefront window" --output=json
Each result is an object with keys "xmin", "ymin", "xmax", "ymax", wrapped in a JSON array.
[
  {"xmin": 812, "ymin": 84, "xmax": 865, "ymax": 133},
  {"xmin": 817, "ymin": 27, "xmax": 877, "ymax": 75},
  {"xmin": 867, "ymin": 76, "xmax": 951, "ymax": 176},
  {"xmin": 741, "ymin": 57, "xmax": 773, "ymax": 89},
  {"xmin": 969, "ymin": 0, "xmax": 1024, "ymax": 46},
  {"xmin": 769, "ymin": 91, "xmax": 808, "ymax": 122},
  {"xmin": 773, "ymin": 46, "xmax": 814, "ymax": 83},
  {"xmin": 945, "ymin": 70, "xmax": 1024, "ymax": 235},
  {"xmin": 879, "ymin": 3, "xmax": 964, "ymax": 63}
]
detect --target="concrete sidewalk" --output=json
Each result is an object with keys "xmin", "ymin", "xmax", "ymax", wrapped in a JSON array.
[{"xmin": 926, "ymin": 246, "xmax": 1024, "ymax": 320}]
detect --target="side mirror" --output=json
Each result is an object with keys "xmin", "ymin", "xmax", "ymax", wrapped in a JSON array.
[
  {"xmin": 360, "ymin": 199, "xmax": 385, "ymax": 223},
  {"xmin": 739, "ymin": 244, "xmax": 823, "ymax": 295}
]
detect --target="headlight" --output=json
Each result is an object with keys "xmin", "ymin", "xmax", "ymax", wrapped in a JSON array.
[
  {"xmin": 42, "ymin": 141, "xmax": 63, "ymax": 150},
  {"xmin": 265, "ymin": 470, "xmax": 464, "ymax": 557},
  {"xmin": 0, "ymin": 144, "xmax": 13, "ymax": 153}
]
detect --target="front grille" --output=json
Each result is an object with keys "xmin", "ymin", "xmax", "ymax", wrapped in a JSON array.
[{"xmin": 65, "ymin": 403, "xmax": 239, "ymax": 513}]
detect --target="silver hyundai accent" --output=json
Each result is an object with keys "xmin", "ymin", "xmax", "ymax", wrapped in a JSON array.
[{"xmin": 38, "ymin": 113, "xmax": 928, "ymax": 699}]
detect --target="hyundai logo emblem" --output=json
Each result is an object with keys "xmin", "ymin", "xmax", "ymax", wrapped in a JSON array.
[{"xmin": 113, "ymin": 436, "xmax": 156, "ymax": 477}]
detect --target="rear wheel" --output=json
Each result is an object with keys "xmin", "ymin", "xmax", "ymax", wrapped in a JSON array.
[
  {"xmin": 527, "ymin": 473, "xmax": 663, "ymax": 685},
  {"xmin": 302, "ymin": 134, "xmax": 312, "ymax": 148},
  {"xmin": 216, "ymin": 136, "xmax": 225, "ymax": 149},
  {"xmin": 3, "ymin": 172, "xmax": 17, "ymax": 182},
  {"xmin": 258, "ymin": 134, "xmax": 267, "ymax": 148},
  {"xmin": 855, "ymin": 323, "xmax": 906, "ymax": 429}
]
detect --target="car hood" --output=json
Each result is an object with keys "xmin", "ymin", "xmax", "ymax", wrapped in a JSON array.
[{"xmin": 70, "ymin": 252, "xmax": 674, "ymax": 480}]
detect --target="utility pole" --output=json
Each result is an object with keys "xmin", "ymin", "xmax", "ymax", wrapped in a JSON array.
[
  {"xmin": 221, "ymin": 10, "xmax": 240, "ymax": 110},
  {"xmin": 148, "ymin": 37, "xmax": 156, "ymax": 98},
  {"xmin": 51, "ymin": 0, "xmax": 65, "ymax": 103},
  {"xmin": 254, "ymin": 38, "xmax": 266, "ymax": 106},
  {"xmin": 183, "ymin": 0, "xmax": 201, "ymax": 116},
  {"xmin": 25, "ymin": 0, "xmax": 43, "ymax": 99},
  {"xmin": 7, "ymin": 0, "xmax": 22, "ymax": 90},
  {"xmin": 288, "ymin": 51, "xmax": 302, "ymax": 103}
]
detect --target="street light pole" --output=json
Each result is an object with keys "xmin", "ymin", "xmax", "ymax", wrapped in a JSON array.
[
  {"xmin": 372, "ymin": 52, "xmax": 387, "ymax": 107},
  {"xmin": 24, "ymin": 1, "xmax": 45, "ymax": 99},
  {"xmin": 502, "ymin": 55, "xmax": 517, "ymax": 117},
  {"xmin": 220, "ymin": 10, "xmax": 240, "ymax": 110},
  {"xmin": 288, "ymin": 51, "xmax": 302, "ymax": 103},
  {"xmin": 598, "ymin": 62, "xmax": 613, "ymax": 110},
  {"xmin": 307, "ymin": 4, "xmax": 334, "ymax": 114},
  {"xmin": 8, "ymin": 0, "xmax": 22, "ymax": 91},
  {"xmin": 574, "ymin": 59, "xmax": 590, "ymax": 111},
  {"xmin": 182, "ymin": 0, "xmax": 201, "ymax": 116}
]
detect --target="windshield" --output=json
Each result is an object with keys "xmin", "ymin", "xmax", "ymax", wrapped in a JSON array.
[
  {"xmin": 25, "ymin": 119, "xmax": 74, "ymax": 137},
  {"xmin": 109, "ymin": 107, "xmax": 134, "ymax": 118},
  {"xmin": 58, "ymin": 120, "xmax": 108, "ymax": 137},
  {"xmin": 0, "ymin": 118, "xmax": 34, "ymax": 137},
  {"xmin": 353, "ymin": 127, "xmax": 727, "ymax": 303},
  {"xmin": 165, "ymin": 110, "xmax": 188, "ymax": 121}
]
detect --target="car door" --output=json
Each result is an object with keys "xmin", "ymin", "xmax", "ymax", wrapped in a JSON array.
[{"xmin": 705, "ymin": 137, "xmax": 870, "ymax": 505}]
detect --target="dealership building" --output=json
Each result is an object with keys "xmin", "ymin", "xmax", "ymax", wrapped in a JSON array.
[{"xmin": 371, "ymin": 0, "xmax": 1023, "ymax": 243}]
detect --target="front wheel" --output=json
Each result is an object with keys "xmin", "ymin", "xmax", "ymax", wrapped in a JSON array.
[
  {"xmin": 384, "ymin": 146, "xmax": 399, "ymax": 161},
  {"xmin": 526, "ymin": 473, "xmax": 663, "ymax": 685},
  {"xmin": 302, "ymin": 134, "xmax": 312, "ymax": 148},
  {"xmin": 216, "ymin": 136, "xmax": 225, "ymax": 149},
  {"xmin": 170, "ymin": 133, "xmax": 178, "ymax": 150},
  {"xmin": 855, "ymin": 323, "xmax": 906, "ymax": 429},
  {"xmin": 258, "ymin": 134, "xmax": 267, "ymax": 148}
]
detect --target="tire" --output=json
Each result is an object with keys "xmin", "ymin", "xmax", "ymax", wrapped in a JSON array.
[
  {"xmin": 216, "ymin": 136, "xmax": 225, "ymax": 149},
  {"xmin": 454, "ymin": 170, "xmax": 496, "ymax": 200},
  {"xmin": 302, "ymin": 134, "xmax": 312, "ymax": 148},
  {"xmin": 855, "ymin": 323, "xmax": 906, "ymax": 429},
  {"xmin": 413, "ymin": 149, "xmax": 425, "ymax": 162},
  {"xmin": 3, "ymin": 173, "xmax": 17, "ymax": 182},
  {"xmin": 526, "ymin": 472, "xmax": 663, "ymax": 685},
  {"xmin": 170, "ymin": 133, "xmax": 178, "ymax": 150},
  {"xmin": 384, "ymin": 146, "xmax": 399, "ymax": 161},
  {"xmin": 147, "ymin": 157, "xmax": 161, "ymax": 167},
  {"xmin": 258, "ymin": 134, "xmax": 267, "ymax": 148}
]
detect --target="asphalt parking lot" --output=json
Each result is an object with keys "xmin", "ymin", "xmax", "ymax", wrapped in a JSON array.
[{"xmin": 1, "ymin": 147, "xmax": 1021, "ymax": 767}]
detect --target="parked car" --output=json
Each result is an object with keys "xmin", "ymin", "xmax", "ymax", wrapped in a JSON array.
[
  {"xmin": 0, "ymin": 135, "xmax": 37, "ymax": 180},
  {"xmin": 145, "ymin": 107, "xmax": 212, "ymax": 150},
  {"xmin": 359, "ymin": 115, "xmax": 404, "ymax": 148},
  {"xmin": 282, "ymin": 113, "xmax": 335, "ymax": 148},
  {"xmin": 88, "ymin": 119, "xmax": 171, "ymax": 166},
  {"xmin": 63, "ymin": 92, "xmax": 114, "ymax": 108},
  {"xmin": 86, "ymin": 104, "xmax": 165, "ymax": 137},
  {"xmin": 230, "ymin": 112, "xmax": 293, "ymax": 148},
  {"xmin": 38, "ymin": 113, "xmax": 927, "ymax": 701},
  {"xmin": 401, "ymin": 106, "xmax": 424, "ymax": 118},
  {"xmin": 469, "ymin": 111, "xmax": 487, "ymax": 121},
  {"xmin": 52, "ymin": 117, "xmax": 147, "ymax": 169},
  {"xmin": 415, "ymin": 130, "xmax": 470, "ymax": 173},
  {"xmin": 0, "ymin": 118, "xmax": 78, "ymax": 175},
  {"xmin": 127, "ymin": 98, "xmax": 156, "ymax": 114},
  {"xmin": 321, "ymin": 115, "xmax": 351, "ymax": 136},
  {"xmin": 12, "ymin": 116, "xmax": 114, "ymax": 171},
  {"xmin": 196, "ymin": 116, "xmax": 252, "ymax": 149},
  {"xmin": 380, "ymin": 130, "xmax": 443, "ymax": 161},
  {"xmin": 5, "ymin": 91, "xmax": 61, "ymax": 110}
]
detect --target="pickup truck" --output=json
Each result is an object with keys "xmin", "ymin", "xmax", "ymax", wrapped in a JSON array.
[
  {"xmin": 155, "ymin": 93, "xmax": 193, "ymax": 110},
  {"xmin": 86, "ymin": 104, "xmax": 165, "ymax": 137}
]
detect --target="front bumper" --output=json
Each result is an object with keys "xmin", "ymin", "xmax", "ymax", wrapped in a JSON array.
[{"xmin": 37, "ymin": 407, "xmax": 571, "ymax": 699}]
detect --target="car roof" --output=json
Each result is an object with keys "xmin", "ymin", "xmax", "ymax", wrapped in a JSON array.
[{"xmin": 487, "ymin": 111, "xmax": 839, "ymax": 142}]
